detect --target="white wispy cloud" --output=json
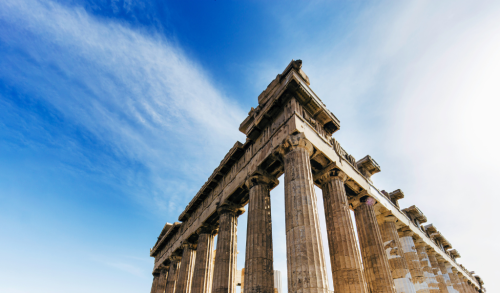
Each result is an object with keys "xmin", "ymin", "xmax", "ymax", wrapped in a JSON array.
[
  {"xmin": 90, "ymin": 254, "xmax": 149, "ymax": 278},
  {"xmin": 0, "ymin": 0, "xmax": 246, "ymax": 214}
]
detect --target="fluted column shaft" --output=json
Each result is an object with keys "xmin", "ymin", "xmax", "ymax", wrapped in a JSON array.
[
  {"xmin": 354, "ymin": 196, "xmax": 397, "ymax": 293},
  {"xmin": 379, "ymin": 220, "xmax": 416, "ymax": 293},
  {"xmin": 166, "ymin": 258, "xmax": 182, "ymax": 293},
  {"xmin": 399, "ymin": 235, "xmax": 432, "ymax": 293},
  {"xmin": 446, "ymin": 267, "xmax": 465, "ymax": 293},
  {"xmin": 156, "ymin": 269, "xmax": 169, "ymax": 293},
  {"xmin": 282, "ymin": 134, "xmax": 329, "ymax": 293},
  {"xmin": 437, "ymin": 261, "xmax": 455, "ymax": 293},
  {"xmin": 176, "ymin": 244, "xmax": 197, "ymax": 293},
  {"xmin": 191, "ymin": 228, "xmax": 216, "ymax": 293},
  {"xmin": 456, "ymin": 274, "xmax": 470, "ymax": 293},
  {"xmin": 244, "ymin": 174, "xmax": 276, "ymax": 293},
  {"xmin": 319, "ymin": 170, "xmax": 367, "ymax": 293},
  {"xmin": 152, "ymin": 274, "xmax": 160, "ymax": 293},
  {"xmin": 212, "ymin": 206, "xmax": 239, "ymax": 293},
  {"xmin": 403, "ymin": 241, "xmax": 436, "ymax": 293},
  {"xmin": 426, "ymin": 252, "xmax": 449, "ymax": 293},
  {"xmin": 466, "ymin": 282, "xmax": 476, "ymax": 293}
]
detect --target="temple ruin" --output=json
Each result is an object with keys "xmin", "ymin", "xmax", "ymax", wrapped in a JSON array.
[{"xmin": 149, "ymin": 60, "xmax": 485, "ymax": 293}]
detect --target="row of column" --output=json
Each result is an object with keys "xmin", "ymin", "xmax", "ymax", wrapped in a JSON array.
[
  {"xmin": 152, "ymin": 134, "xmax": 479, "ymax": 293},
  {"xmin": 276, "ymin": 134, "xmax": 478, "ymax": 293},
  {"xmin": 151, "ymin": 204, "xmax": 242, "ymax": 293}
]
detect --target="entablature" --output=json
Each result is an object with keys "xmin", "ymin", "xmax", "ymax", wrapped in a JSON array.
[
  {"xmin": 449, "ymin": 249, "xmax": 461, "ymax": 258},
  {"xmin": 402, "ymin": 205, "xmax": 427, "ymax": 224},
  {"xmin": 178, "ymin": 142, "xmax": 245, "ymax": 222},
  {"xmin": 389, "ymin": 189, "xmax": 404, "ymax": 208},
  {"xmin": 430, "ymin": 231, "xmax": 453, "ymax": 250},
  {"xmin": 239, "ymin": 60, "xmax": 340, "ymax": 141},
  {"xmin": 356, "ymin": 155, "xmax": 381, "ymax": 180},
  {"xmin": 151, "ymin": 222, "xmax": 181, "ymax": 257}
]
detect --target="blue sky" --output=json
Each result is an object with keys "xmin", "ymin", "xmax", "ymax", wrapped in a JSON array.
[{"xmin": 1, "ymin": 0, "xmax": 499, "ymax": 292}]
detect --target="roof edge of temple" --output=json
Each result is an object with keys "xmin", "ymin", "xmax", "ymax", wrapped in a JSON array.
[
  {"xmin": 177, "ymin": 141, "xmax": 245, "ymax": 222},
  {"xmin": 239, "ymin": 59, "xmax": 340, "ymax": 139},
  {"xmin": 150, "ymin": 222, "xmax": 181, "ymax": 256}
]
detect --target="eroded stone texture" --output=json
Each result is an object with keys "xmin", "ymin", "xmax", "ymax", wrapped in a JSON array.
[
  {"xmin": 151, "ymin": 274, "xmax": 160, "ymax": 293},
  {"xmin": 166, "ymin": 257, "xmax": 182, "ymax": 293},
  {"xmin": 175, "ymin": 243, "xmax": 197, "ymax": 293},
  {"xmin": 463, "ymin": 278, "xmax": 475, "ymax": 293},
  {"xmin": 191, "ymin": 226, "xmax": 217, "ymax": 293},
  {"xmin": 453, "ymin": 271, "xmax": 469, "ymax": 293},
  {"xmin": 244, "ymin": 174, "xmax": 277, "ymax": 293},
  {"xmin": 378, "ymin": 217, "xmax": 416, "ymax": 293},
  {"xmin": 399, "ymin": 232, "xmax": 433, "ymax": 293},
  {"xmin": 155, "ymin": 269, "xmax": 169, "ymax": 293},
  {"xmin": 437, "ymin": 259, "xmax": 456, "ymax": 293},
  {"xmin": 354, "ymin": 195, "xmax": 397, "ymax": 293},
  {"xmin": 448, "ymin": 267, "xmax": 466, "ymax": 293},
  {"xmin": 282, "ymin": 134, "xmax": 330, "ymax": 293},
  {"xmin": 465, "ymin": 281, "xmax": 476, "ymax": 293},
  {"xmin": 399, "ymin": 237, "xmax": 435, "ymax": 293},
  {"xmin": 211, "ymin": 205, "xmax": 240, "ymax": 293},
  {"xmin": 319, "ymin": 169, "xmax": 368, "ymax": 293},
  {"xmin": 426, "ymin": 251, "xmax": 449, "ymax": 293}
]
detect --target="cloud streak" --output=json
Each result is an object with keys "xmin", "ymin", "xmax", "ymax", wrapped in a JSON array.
[{"xmin": 0, "ymin": 0, "xmax": 246, "ymax": 214}]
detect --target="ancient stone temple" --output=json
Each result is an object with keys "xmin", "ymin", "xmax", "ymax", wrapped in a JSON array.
[{"xmin": 149, "ymin": 60, "xmax": 486, "ymax": 293}]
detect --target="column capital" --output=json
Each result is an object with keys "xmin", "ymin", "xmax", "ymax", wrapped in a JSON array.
[
  {"xmin": 376, "ymin": 211, "xmax": 397, "ymax": 224},
  {"xmin": 398, "ymin": 226, "xmax": 415, "ymax": 238},
  {"xmin": 169, "ymin": 255, "xmax": 182, "ymax": 264},
  {"xmin": 245, "ymin": 172, "xmax": 279, "ymax": 190},
  {"xmin": 436, "ymin": 256, "xmax": 448, "ymax": 264},
  {"xmin": 196, "ymin": 224, "xmax": 218, "ymax": 235},
  {"xmin": 279, "ymin": 132, "xmax": 314, "ymax": 157},
  {"xmin": 413, "ymin": 237, "xmax": 429, "ymax": 248},
  {"xmin": 216, "ymin": 202, "xmax": 245, "ymax": 217},
  {"xmin": 352, "ymin": 190, "xmax": 377, "ymax": 209},
  {"xmin": 316, "ymin": 168, "xmax": 348, "ymax": 185},
  {"xmin": 181, "ymin": 241, "xmax": 197, "ymax": 250},
  {"xmin": 426, "ymin": 247, "xmax": 438, "ymax": 255},
  {"xmin": 155, "ymin": 265, "xmax": 169, "ymax": 276}
]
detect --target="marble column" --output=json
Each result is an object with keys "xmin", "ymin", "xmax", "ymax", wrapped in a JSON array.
[
  {"xmin": 399, "ymin": 232, "xmax": 433, "ymax": 293},
  {"xmin": 378, "ymin": 216, "xmax": 416, "ymax": 293},
  {"xmin": 211, "ymin": 204, "xmax": 241, "ymax": 293},
  {"xmin": 151, "ymin": 273, "xmax": 160, "ymax": 293},
  {"xmin": 244, "ymin": 174, "xmax": 277, "ymax": 293},
  {"xmin": 448, "ymin": 267, "xmax": 466, "ymax": 293},
  {"xmin": 437, "ymin": 259, "xmax": 456, "ymax": 293},
  {"xmin": 282, "ymin": 133, "xmax": 329, "ymax": 293},
  {"xmin": 452, "ymin": 268, "xmax": 469, "ymax": 293},
  {"xmin": 191, "ymin": 226, "xmax": 217, "ymax": 293},
  {"xmin": 166, "ymin": 256, "xmax": 182, "ymax": 293},
  {"xmin": 155, "ymin": 268, "xmax": 169, "ymax": 293},
  {"xmin": 175, "ymin": 242, "xmax": 197, "ymax": 293},
  {"xmin": 465, "ymin": 281, "xmax": 476, "ymax": 293},
  {"xmin": 400, "ymin": 237, "xmax": 436, "ymax": 293},
  {"xmin": 318, "ymin": 169, "xmax": 367, "ymax": 293},
  {"xmin": 426, "ymin": 251, "xmax": 449, "ymax": 293},
  {"xmin": 353, "ymin": 194, "xmax": 396, "ymax": 293}
]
